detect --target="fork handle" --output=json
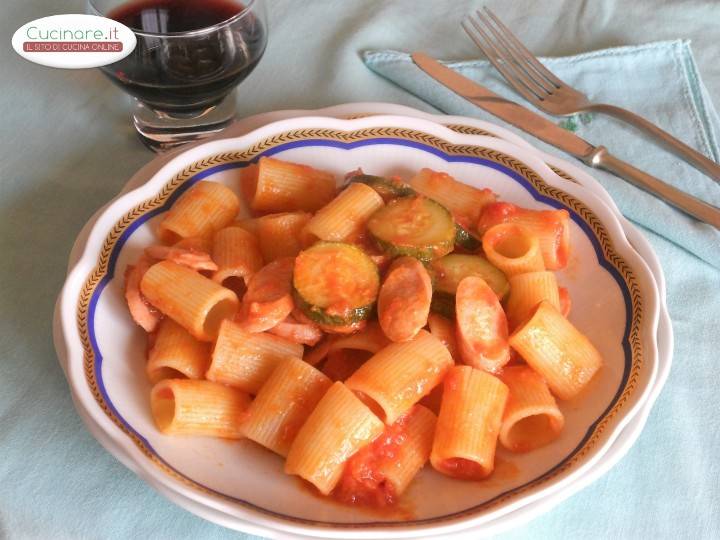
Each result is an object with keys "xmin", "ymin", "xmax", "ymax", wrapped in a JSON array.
[
  {"xmin": 586, "ymin": 103, "xmax": 720, "ymax": 182},
  {"xmin": 586, "ymin": 146, "xmax": 720, "ymax": 229}
]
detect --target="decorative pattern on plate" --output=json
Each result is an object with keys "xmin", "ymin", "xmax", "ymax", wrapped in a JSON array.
[
  {"xmin": 75, "ymin": 126, "xmax": 643, "ymax": 526},
  {"xmin": 446, "ymin": 123, "xmax": 579, "ymax": 184}
]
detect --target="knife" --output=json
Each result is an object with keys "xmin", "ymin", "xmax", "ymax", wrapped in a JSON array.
[{"xmin": 411, "ymin": 52, "xmax": 720, "ymax": 229}]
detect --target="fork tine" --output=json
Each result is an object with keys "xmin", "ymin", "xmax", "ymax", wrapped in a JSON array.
[
  {"xmin": 463, "ymin": 15, "xmax": 548, "ymax": 102},
  {"xmin": 475, "ymin": 9, "xmax": 556, "ymax": 94},
  {"xmin": 482, "ymin": 7, "xmax": 564, "ymax": 88}
]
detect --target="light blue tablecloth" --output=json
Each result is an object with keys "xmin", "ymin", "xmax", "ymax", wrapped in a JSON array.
[{"xmin": 1, "ymin": 1, "xmax": 719, "ymax": 539}]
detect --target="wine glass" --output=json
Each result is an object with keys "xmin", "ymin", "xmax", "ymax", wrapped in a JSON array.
[{"xmin": 87, "ymin": 0, "xmax": 268, "ymax": 152}]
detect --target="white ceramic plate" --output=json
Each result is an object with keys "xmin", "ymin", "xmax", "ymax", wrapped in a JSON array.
[{"xmin": 56, "ymin": 113, "xmax": 661, "ymax": 538}]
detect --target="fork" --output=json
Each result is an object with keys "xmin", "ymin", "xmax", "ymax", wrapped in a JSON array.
[{"xmin": 462, "ymin": 7, "xmax": 720, "ymax": 182}]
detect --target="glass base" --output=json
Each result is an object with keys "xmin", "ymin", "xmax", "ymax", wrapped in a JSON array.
[{"xmin": 132, "ymin": 93, "xmax": 236, "ymax": 152}]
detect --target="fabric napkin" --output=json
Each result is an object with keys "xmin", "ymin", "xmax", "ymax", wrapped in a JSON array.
[{"xmin": 362, "ymin": 40, "xmax": 720, "ymax": 269}]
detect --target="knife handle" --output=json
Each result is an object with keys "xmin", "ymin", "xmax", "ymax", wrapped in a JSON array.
[
  {"xmin": 588, "ymin": 103, "xmax": 720, "ymax": 183},
  {"xmin": 586, "ymin": 146, "xmax": 720, "ymax": 229}
]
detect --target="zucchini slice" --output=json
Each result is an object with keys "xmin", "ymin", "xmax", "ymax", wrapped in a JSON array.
[
  {"xmin": 367, "ymin": 196, "xmax": 455, "ymax": 261},
  {"xmin": 454, "ymin": 224, "xmax": 482, "ymax": 251},
  {"xmin": 430, "ymin": 254, "xmax": 509, "ymax": 315},
  {"xmin": 293, "ymin": 242, "xmax": 379, "ymax": 326},
  {"xmin": 350, "ymin": 174, "xmax": 415, "ymax": 202}
]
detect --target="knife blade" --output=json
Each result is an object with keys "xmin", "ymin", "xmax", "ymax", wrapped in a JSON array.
[{"xmin": 411, "ymin": 52, "xmax": 720, "ymax": 229}]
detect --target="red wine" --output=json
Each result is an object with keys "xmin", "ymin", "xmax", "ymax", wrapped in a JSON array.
[
  {"xmin": 109, "ymin": 0, "xmax": 244, "ymax": 32},
  {"xmin": 104, "ymin": 0, "xmax": 266, "ymax": 112}
]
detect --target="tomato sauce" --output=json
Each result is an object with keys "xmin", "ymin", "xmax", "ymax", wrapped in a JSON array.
[
  {"xmin": 477, "ymin": 202, "xmax": 570, "ymax": 269},
  {"xmin": 332, "ymin": 410, "xmax": 414, "ymax": 507},
  {"xmin": 477, "ymin": 202, "xmax": 517, "ymax": 233},
  {"xmin": 322, "ymin": 349, "xmax": 370, "ymax": 382},
  {"xmin": 438, "ymin": 457, "xmax": 489, "ymax": 480}
]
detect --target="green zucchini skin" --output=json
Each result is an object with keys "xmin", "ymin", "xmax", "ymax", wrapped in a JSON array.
[
  {"xmin": 367, "ymin": 196, "xmax": 456, "ymax": 262},
  {"xmin": 352, "ymin": 176, "xmax": 482, "ymax": 253},
  {"xmin": 292, "ymin": 288, "xmax": 374, "ymax": 326},
  {"xmin": 371, "ymin": 236, "xmax": 454, "ymax": 262},
  {"xmin": 350, "ymin": 174, "xmax": 415, "ymax": 201},
  {"xmin": 454, "ymin": 224, "xmax": 482, "ymax": 251},
  {"xmin": 430, "ymin": 254, "xmax": 509, "ymax": 316},
  {"xmin": 292, "ymin": 242, "xmax": 379, "ymax": 327}
]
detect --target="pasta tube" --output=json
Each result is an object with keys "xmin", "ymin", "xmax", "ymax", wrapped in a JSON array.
[
  {"xmin": 305, "ymin": 183, "xmax": 384, "ymax": 242},
  {"xmin": 345, "ymin": 329, "xmax": 453, "ymax": 424},
  {"xmin": 150, "ymin": 379, "xmax": 250, "ymax": 438},
  {"xmin": 140, "ymin": 260, "xmax": 239, "ymax": 341},
  {"xmin": 242, "ymin": 157, "xmax": 337, "ymax": 213},
  {"xmin": 431, "ymin": 366, "xmax": 509, "ymax": 479},
  {"xmin": 256, "ymin": 212, "xmax": 312, "ymax": 262},
  {"xmin": 427, "ymin": 313, "xmax": 460, "ymax": 361},
  {"xmin": 146, "ymin": 318, "xmax": 210, "ymax": 384},
  {"xmin": 509, "ymin": 301, "xmax": 602, "ymax": 400},
  {"xmin": 205, "ymin": 319, "xmax": 303, "ymax": 394},
  {"xmin": 505, "ymin": 271, "xmax": 561, "ymax": 329},
  {"xmin": 482, "ymin": 223, "xmax": 545, "ymax": 276},
  {"xmin": 334, "ymin": 405, "xmax": 437, "ymax": 505},
  {"xmin": 158, "ymin": 181, "xmax": 240, "ymax": 243},
  {"xmin": 211, "ymin": 226, "xmax": 263, "ymax": 288},
  {"xmin": 478, "ymin": 202, "xmax": 570, "ymax": 270},
  {"xmin": 285, "ymin": 382, "xmax": 384, "ymax": 495},
  {"xmin": 379, "ymin": 405, "xmax": 437, "ymax": 496},
  {"xmin": 499, "ymin": 365, "xmax": 564, "ymax": 452},
  {"xmin": 242, "ymin": 356, "xmax": 332, "ymax": 457}
]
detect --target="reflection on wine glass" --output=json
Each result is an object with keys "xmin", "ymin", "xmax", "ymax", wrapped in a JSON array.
[{"xmin": 88, "ymin": 0, "xmax": 268, "ymax": 152}]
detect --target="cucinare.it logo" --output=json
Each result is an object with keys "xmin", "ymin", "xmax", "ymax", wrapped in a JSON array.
[{"xmin": 12, "ymin": 14, "xmax": 136, "ymax": 69}]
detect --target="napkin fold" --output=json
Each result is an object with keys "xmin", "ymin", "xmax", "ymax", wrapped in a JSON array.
[{"xmin": 362, "ymin": 40, "xmax": 720, "ymax": 269}]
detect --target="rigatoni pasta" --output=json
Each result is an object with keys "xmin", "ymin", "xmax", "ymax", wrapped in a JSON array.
[
  {"xmin": 205, "ymin": 319, "xmax": 303, "ymax": 394},
  {"xmin": 328, "ymin": 321, "xmax": 391, "ymax": 355},
  {"xmin": 304, "ymin": 182, "xmax": 384, "ymax": 242},
  {"xmin": 243, "ymin": 157, "xmax": 336, "ymax": 212},
  {"xmin": 146, "ymin": 318, "xmax": 210, "ymax": 384},
  {"xmin": 242, "ymin": 356, "xmax": 332, "ymax": 457},
  {"xmin": 478, "ymin": 202, "xmax": 571, "ymax": 270},
  {"xmin": 345, "ymin": 329, "xmax": 453, "ymax": 424},
  {"xmin": 140, "ymin": 260, "xmax": 239, "ymax": 341},
  {"xmin": 378, "ymin": 405, "xmax": 437, "ymax": 496},
  {"xmin": 256, "ymin": 211, "xmax": 312, "ymax": 262},
  {"xmin": 509, "ymin": 301, "xmax": 603, "ymax": 400},
  {"xmin": 504, "ymin": 271, "xmax": 561, "ymax": 329},
  {"xmin": 426, "ymin": 313, "xmax": 460, "ymax": 361},
  {"xmin": 334, "ymin": 404, "xmax": 437, "ymax": 505},
  {"xmin": 211, "ymin": 226, "xmax": 263, "ymax": 287},
  {"xmin": 150, "ymin": 379, "xmax": 250, "ymax": 438},
  {"xmin": 431, "ymin": 366, "xmax": 509, "ymax": 479},
  {"xmin": 285, "ymin": 382, "xmax": 384, "ymax": 495},
  {"xmin": 499, "ymin": 366, "xmax": 564, "ymax": 452},
  {"xmin": 158, "ymin": 181, "xmax": 240, "ymax": 244},
  {"xmin": 482, "ymin": 223, "xmax": 545, "ymax": 276}
]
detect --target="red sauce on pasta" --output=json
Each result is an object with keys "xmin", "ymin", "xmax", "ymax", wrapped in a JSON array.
[
  {"xmin": 333, "ymin": 410, "xmax": 414, "ymax": 507},
  {"xmin": 322, "ymin": 349, "xmax": 371, "ymax": 382},
  {"xmin": 438, "ymin": 457, "xmax": 489, "ymax": 480}
]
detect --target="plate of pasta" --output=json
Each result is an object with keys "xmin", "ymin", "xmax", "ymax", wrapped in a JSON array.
[{"xmin": 57, "ymin": 114, "xmax": 660, "ymax": 538}]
